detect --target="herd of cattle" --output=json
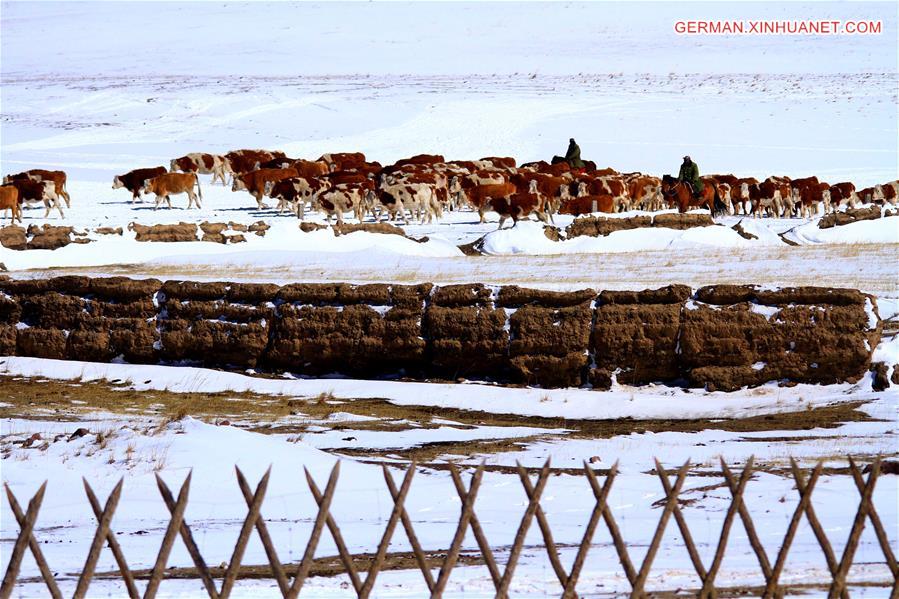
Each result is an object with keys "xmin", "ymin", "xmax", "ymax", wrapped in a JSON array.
[{"xmin": 2, "ymin": 149, "xmax": 899, "ymax": 228}]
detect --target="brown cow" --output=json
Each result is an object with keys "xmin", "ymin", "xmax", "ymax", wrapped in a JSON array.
[
  {"xmin": 113, "ymin": 166, "xmax": 168, "ymax": 202},
  {"xmin": 170, "ymin": 153, "xmax": 229, "ymax": 185},
  {"xmin": 4, "ymin": 170, "xmax": 71, "ymax": 208},
  {"xmin": 559, "ymin": 194, "xmax": 615, "ymax": 216},
  {"xmin": 144, "ymin": 173, "xmax": 202, "ymax": 210},
  {"xmin": 0, "ymin": 185, "xmax": 22, "ymax": 224},
  {"xmin": 290, "ymin": 159, "xmax": 330, "ymax": 180},
  {"xmin": 319, "ymin": 152, "xmax": 366, "ymax": 172},
  {"xmin": 233, "ymin": 168, "xmax": 299, "ymax": 209},
  {"xmin": 224, "ymin": 149, "xmax": 286, "ymax": 178}
]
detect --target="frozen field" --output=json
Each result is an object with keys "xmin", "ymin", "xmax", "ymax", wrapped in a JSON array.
[{"xmin": 2, "ymin": 1, "xmax": 898, "ymax": 597}]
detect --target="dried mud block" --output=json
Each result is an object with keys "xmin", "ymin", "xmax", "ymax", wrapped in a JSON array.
[
  {"xmin": 89, "ymin": 277, "xmax": 161, "ymax": 302},
  {"xmin": 818, "ymin": 206, "xmax": 882, "ymax": 229},
  {"xmin": 299, "ymin": 222, "xmax": 328, "ymax": 233},
  {"xmin": 16, "ymin": 327, "xmax": 67, "ymax": 360},
  {"xmin": 333, "ymin": 222, "xmax": 407, "ymax": 237},
  {"xmin": 265, "ymin": 305, "xmax": 425, "ymax": 375},
  {"xmin": 423, "ymin": 305, "xmax": 508, "ymax": 378},
  {"xmin": 652, "ymin": 213, "xmax": 715, "ymax": 229},
  {"xmin": 680, "ymin": 301, "xmax": 877, "ymax": 391},
  {"xmin": 226, "ymin": 283, "xmax": 280, "ymax": 304},
  {"xmin": 161, "ymin": 280, "xmax": 228, "ymax": 301},
  {"xmin": 0, "ymin": 226, "xmax": 27, "ymax": 250},
  {"xmin": 18, "ymin": 293, "xmax": 89, "ymax": 329},
  {"xmin": 277, "ymin": 283, "xmax": 342, "ymax": 305},
  {"xmin": 66, "ymin": 330, "xmax": 113, "ymax": 362},
  {"xmin": 599, "ymin": 285, "xmax": 692, "ymax": 305},
  {"xmin": 108, "ymin": 320, "xmax": 158, "ymax": 363},
  {"xmin": 509, "ymin": 303, "xmax": 592, "ymax": 386},
  {"xmin": 161, "ymin": 319, "xmax": 269, "ymax": 368},
  {"xmin": 565, "ymin": 216, "xmax": 651, "ymax": 239},
  {"xmin": 497, "ymin": 286, "xmax": 596, "ymax": 308},
  {"xmin": 390, "ymin": 284, "xmax": 433, "ymax": 309},
  {"xmin": 593, "ymin": 302, "xmax": 683, "ymax": 385},
  {"xmin": 199, "ymin": 222, "xmax": 229, "ymax": 235},
  {"xmin": 431, "ymin": 284, "xmax": 492, "ymax": 307},
  {"xmin": 0, "ymin": 324, "xmax": 17, "ymax": 354}
]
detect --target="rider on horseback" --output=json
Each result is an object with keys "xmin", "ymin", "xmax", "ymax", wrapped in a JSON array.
[{"xmin": 677, "ymin": 155, "xmax": 703, "ymax": 199}]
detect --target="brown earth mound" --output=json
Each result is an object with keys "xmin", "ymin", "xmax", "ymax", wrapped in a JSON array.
[
  {"xmin": 129, "ymin": 222, "xmax": 198, "ymax": 242},
  {"xmin": 332, "ymin": 222, "xmax": 407, "ymax": 237},
  {"xmin": 565, "ymin": 216, "xmax": 652, "ymax": 238},
  {"xmin": 818, "ymin": 206, "xmax": 886, "ymax": 229},
  {"xmin": 652, "ymin": 213, "xmax": 715, "ymax": 229},
  {"xmin": 424, "ymin": 305, "xmax": 508, "ymax": 378},
  {"xmin": 0, "ymin": 226, "xmax": 27, "ymax": 250}
]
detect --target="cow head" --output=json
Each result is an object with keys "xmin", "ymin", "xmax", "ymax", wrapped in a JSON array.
[
  {"xmin": 263, "ymin": 180, "xmax": 275, "ymax": 197},
  {"xmin": 112, "ymin": 175, "xmax": 123, "ymax": 189},
  {"xmin": 232, "ymin": 177, "xmax": 247, "ymax": 192},
  {"xmin": 170, "ymin": 159, "xmax": 179, "ymax": 172},
  {"xmin": 142, "ymin": 179, "xmax": 153, "ymax": 194},
  {"xmin": 1, "ymin": 176, "xmax": 9, "ymax": 185}
]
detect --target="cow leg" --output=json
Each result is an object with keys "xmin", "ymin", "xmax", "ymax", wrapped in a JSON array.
[
  {"xmin": 497, "ymin": 216, "xmax": 506, "ymax": 230},
  {"xmin": 62, "ymin": 190, "xmax": 71, "ymax": 209}
]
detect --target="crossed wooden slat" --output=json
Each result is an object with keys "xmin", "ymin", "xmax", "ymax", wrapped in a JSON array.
[{"xmin": 1, "ymin": 456, "xmax": 896, "ymax": 598}]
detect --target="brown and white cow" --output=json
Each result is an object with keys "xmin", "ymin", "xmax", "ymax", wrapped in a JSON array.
[
  {"xmin": 491, "ymin": 180, "xmax": 550, "ymax": 229},
  {"xmin": 0, "ymin": 185, "xmax": 22, "ymax": 224},
  {"xmin": 318, "ymin": 184, "xmax": 369, "ymax": 225},
  {"xmin": 5, "ymin": 178, "xmax": 64, "ymax": 218},
  {"xmin": 233, "ymin": 167, "xmax": 299, "ymax": 209},
  {"xmin": 874, "ymin": 180, "xmax": 899, "ymax": 205},
  {"xmin": 113, "ymin": 166, "xmax": 168, "ymax": 203},
  {"xmin": 144, "ymin": 173, "xmax": 202, "ymax": 210},
  {"xmin": 170, "ymin": 153, "xmax": 229, "ymax": 185},
  {"xmin": 744, "ymin": 181, "xmax": 783, "ymax": 218},
  {"xmin": 4, "ymin": 170, "xmax": 71, "ymax": 208},
  {"xmin": 376, "ymin": 182, "xmax": 441, "ymax": 224},
  {"xmin": 269, "ymin": 177, "xmax": 330, "ymax": 218},
  {"xmin": 827, "ymin": 182, "xmax": 858, "ymax": 212},
  {"xmin": 461, "ymin": 182, "xmax": 517, "ymax": 223},
  {"xmin": 627, "ymin": 175, "xmax": 663, "ymax": 211}
]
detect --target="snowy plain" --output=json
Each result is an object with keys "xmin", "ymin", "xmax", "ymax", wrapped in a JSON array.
[{"xmin": 2, "ymin": 1, "xmax": 898, "ymax": 597}]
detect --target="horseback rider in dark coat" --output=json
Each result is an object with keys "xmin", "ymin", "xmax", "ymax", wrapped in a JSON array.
[
  {"xmin": 677, "ymin": 155, "xmax": 703, "ymax": 199},
  {"xmin": 564, "ymin": 138, "xmax": 585, "ymax": 169}
]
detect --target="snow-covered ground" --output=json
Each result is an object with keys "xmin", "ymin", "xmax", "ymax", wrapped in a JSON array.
[
  {"xmin": 1, "ymin": 352, "xmax": 897, "ymax": 597},
  {"xmin": 2, "ymin": 1, "xmax": 897, "ymax": 596}
]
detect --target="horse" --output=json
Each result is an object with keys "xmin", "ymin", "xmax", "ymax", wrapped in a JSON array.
[{"xmin": 661, "ymin": 174, "xmax": 726, "ymax": 216}]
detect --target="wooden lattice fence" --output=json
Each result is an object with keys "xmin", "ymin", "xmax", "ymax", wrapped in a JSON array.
[{"xmin": 1, "ymin": 457, "xmax": 896, "ymax": 598}]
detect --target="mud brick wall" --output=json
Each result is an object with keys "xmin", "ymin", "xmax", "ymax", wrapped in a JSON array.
[{"xmin": 0, "ymin": 276, "xmax": 883, "ymax": 391}]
